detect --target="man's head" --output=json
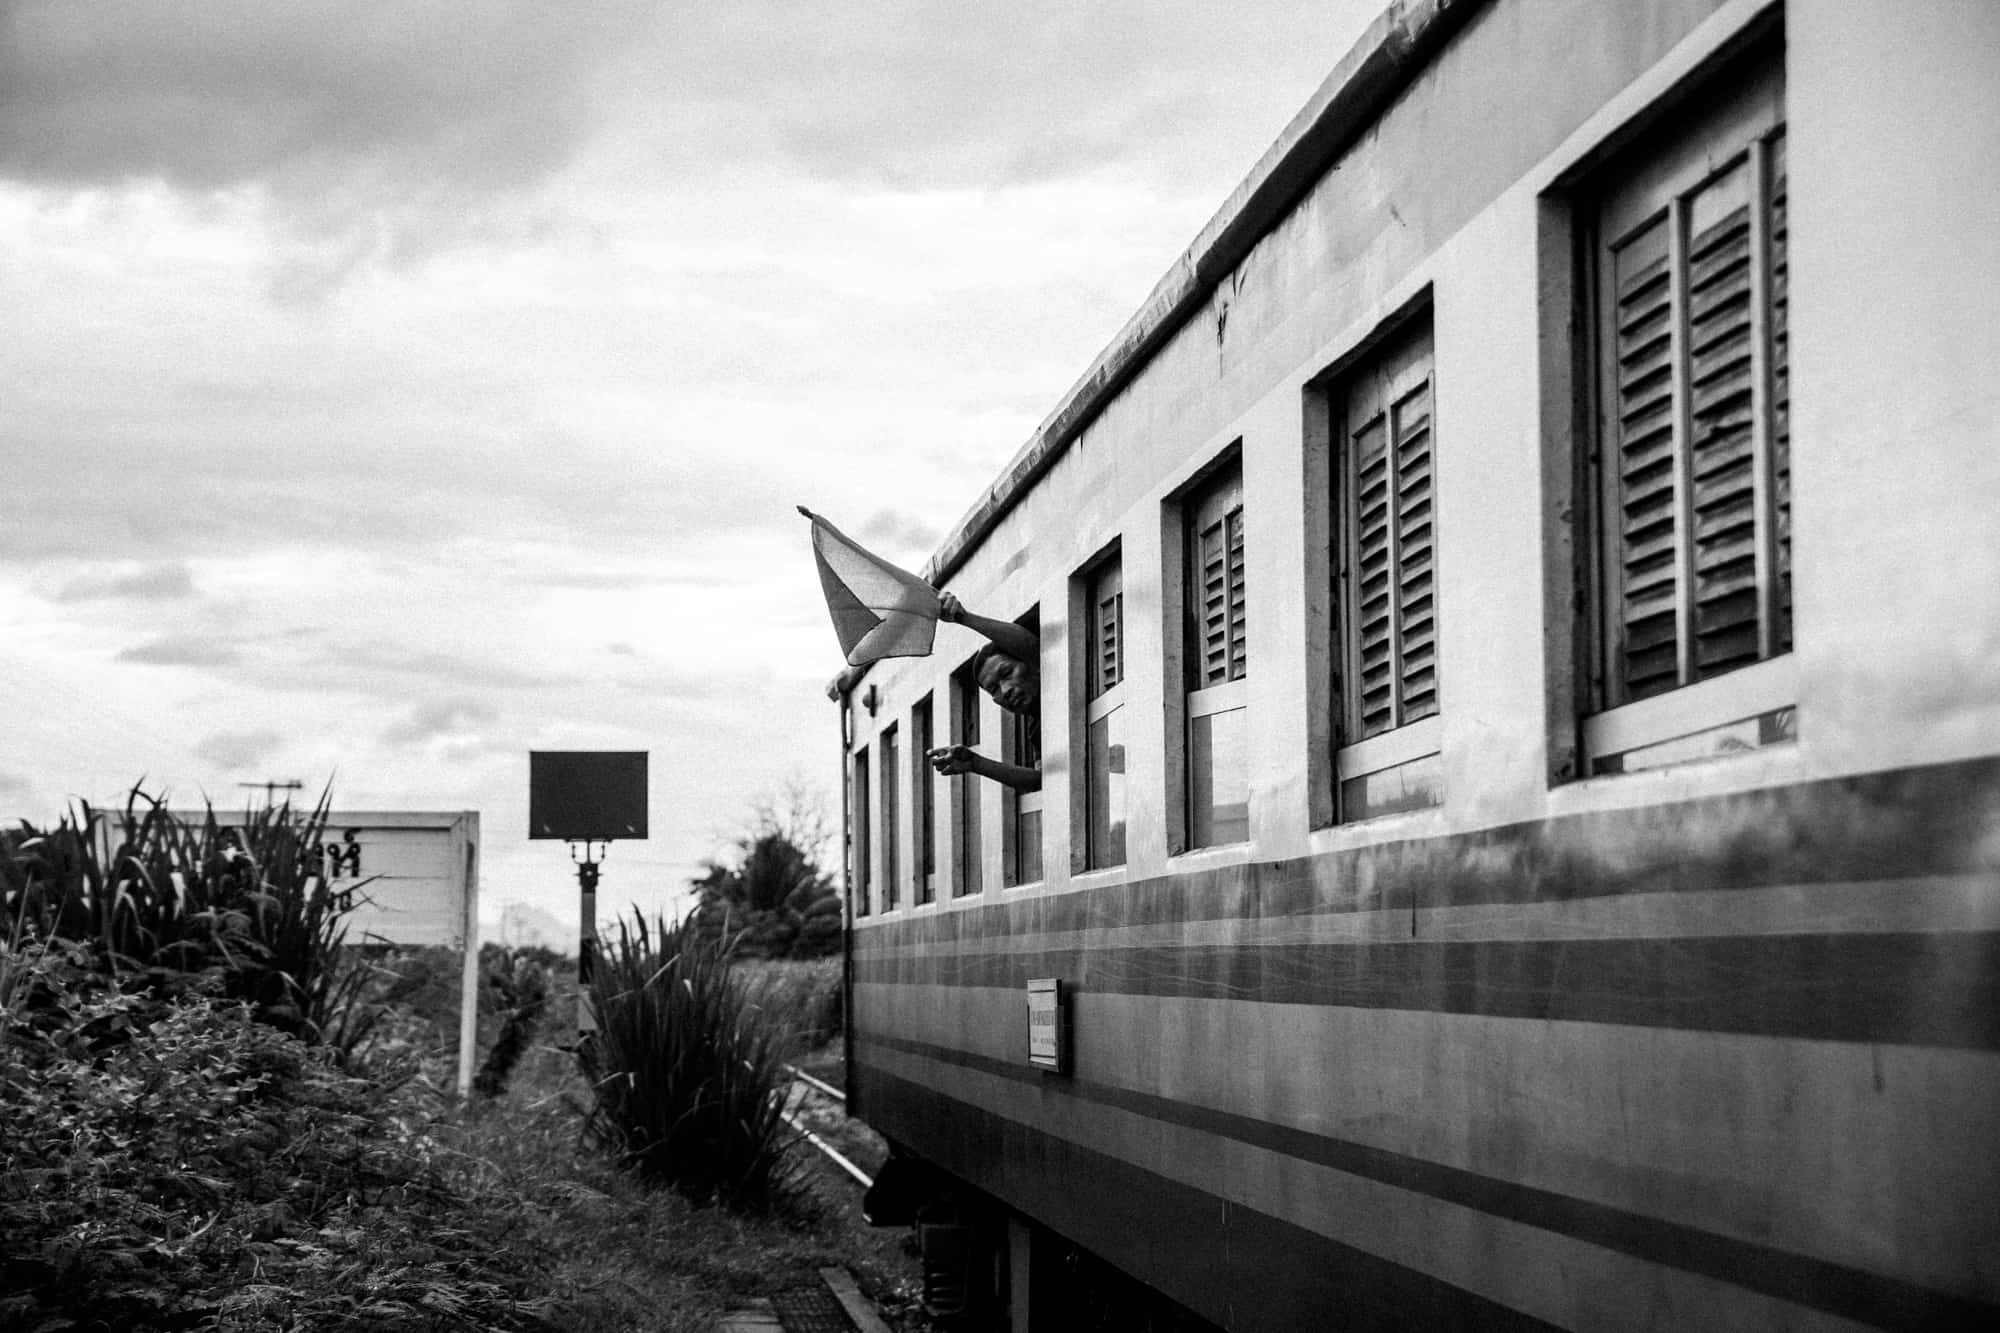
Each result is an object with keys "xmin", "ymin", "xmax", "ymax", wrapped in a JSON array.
[{"xmin": 973, "ymin": 644, "xmax": 1038, "ymax": 713}]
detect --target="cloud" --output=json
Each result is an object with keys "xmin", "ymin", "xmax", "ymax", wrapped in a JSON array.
[
  {"xmin": 858, "ymin": 508, "xmax": 942, "ymax": 558},
  {"xmin": 54, "ymin": 561, "xmax": 198, "ymax": 602},
  {"xmin": 382, "ymin": 698, "xmax": 497, "ymax": 747},
  {"xmin": 1, "ymin": 3, "xmax": 1354, "ymax": 271},
  {"xmin": 0, "ymin": 2, "xmax": 650, "ymax": 193},
  {"xmin": 194, "ymin": 728, "xmax": 281, "ymax": 772},
  {"xmin": 318, "ymin": 642, "xmax": 566, "ymax": 693},
  {"xmin": 613, "ymin": 1, "xmax": 1349, "ymax": 193},
  {"xmin": 0, "ymin": 771, "xmax": 29, "ymax": 802},
  {"xmin": 117, "ymin": 634, "xmax": 239, "ymax": 667},
  {"xmin": 0, "ymin": 0, "xmax": 660, "ymax": 288}
]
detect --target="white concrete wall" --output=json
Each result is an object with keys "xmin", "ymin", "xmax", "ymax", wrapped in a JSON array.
[{"xmin": 1790, "ymin": 0, "xmax": 2000, "ymax": 775}]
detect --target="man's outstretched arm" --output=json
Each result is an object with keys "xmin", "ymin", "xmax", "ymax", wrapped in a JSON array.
[
  {"xmin": 938, "ymin": 592, "xmax": 1039, "ymax": 663},
  {"xmin": 928, "ymin": 744, "xmax": 1041, "ymax": 793}
]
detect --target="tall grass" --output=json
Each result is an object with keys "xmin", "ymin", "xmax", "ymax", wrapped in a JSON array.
[
  {"xmin": 577, "ymin": 913, "xmax": 800, "ymax": 1208},
  {"xmin": 736, "ymin": 956, "xmax": 843, "ymax": 1056},
  {"xmin": 0, "ymin": 785, "xmax": 362, "ymax": 1044}
]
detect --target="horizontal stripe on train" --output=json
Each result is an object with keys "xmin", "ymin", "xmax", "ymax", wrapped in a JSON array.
[
  {"xmin": 864, "ymin": 1066, "xmax": 1564, "ymax": 1333},
  {"xmin": 851, "ymin": 756, "xmax": 2000, "ymax": 949},
  {"xmin": 860, "ymin": 1051, "xmax": 1998, "ymax": 1332},
  {"xmin": 856, "ymin": 876, "xmax": 2000, "ymax": 958},
  {"xmin": 853, "ymin": 930, "xmax": 2000, "ymax": 1050},
  {"xmin": 860, "ymin": 982, "xmax": 2000, "ymax": 1289}
]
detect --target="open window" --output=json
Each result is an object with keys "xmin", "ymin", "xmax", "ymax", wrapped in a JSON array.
[
  {"xmin": 1072, "ymin": 547, "xmax": 1127, "ymax": 870},
  {"xmin": 912, "ymin": 695, "xmax": 935, "ymax": 905},
  {"xmin": 852, "ymin": 745, "xmax": 871, "ymax": 917},
  {"xmin": 1001, "ymin": 608, "xmax": 1043, "ymax": 886},
  {"xmin": 1181, "ymin": 462, "xmax": 1249, "ymax": 848},
  {"xmin": 879, "ymin": 725, "xmax": 899, "ymax": 910},
  {"xmin": 1580, "ymin": 49, "xmax": 1793, "ymax": 774},
  {"xmin": 949, "ymin": 659, "xmax": 984, "ymax": 896}
]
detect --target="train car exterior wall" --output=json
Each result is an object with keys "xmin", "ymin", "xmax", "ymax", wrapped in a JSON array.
[{"xmin": 840, "ymin": 0, "xmax": 2000, "ymax": 1328}]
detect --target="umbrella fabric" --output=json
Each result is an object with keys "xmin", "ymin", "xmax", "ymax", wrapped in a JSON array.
[{"xmin": 799, "ymin": 506, "xmax": 941, "ymax": 666}]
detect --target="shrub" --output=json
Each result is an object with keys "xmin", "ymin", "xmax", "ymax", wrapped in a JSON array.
[
  {"xmin": 0, "ymin": 946, "xmax": 558, "ymax": 1330},
  {"xmin": 475, "ymin": 949, "xmax": 550, "ymax": 1100},
  {"xmin": 688, "ymin": 788, "xmax": 842, "ymax": 960},
  {"xmin": 577, "ymin": 913, "xmax": 800, "ymax": 1208},
  {"xmin": 737, "ymin": 957, "xmax": 844, "ymax": 1055},
  {"xmin": 0, "ymin": 787, "xmax": 360, "ymax": 1045}
]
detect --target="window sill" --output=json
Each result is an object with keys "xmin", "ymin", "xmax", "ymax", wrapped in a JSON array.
[
  {"xmin": 1166, "ymin": 841, "xmax": 1253, "ymax": 871},
  {"xmin": 1584, "ymin": 655, "xmax": 1796, "ymax": 775}
]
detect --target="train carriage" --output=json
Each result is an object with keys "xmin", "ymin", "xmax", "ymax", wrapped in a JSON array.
[{"xmin": 831, "ymin": 0, "xmax": 2000, "ymax": 1328}]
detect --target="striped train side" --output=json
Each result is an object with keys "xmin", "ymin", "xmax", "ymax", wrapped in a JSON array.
[
  {"xmin": 854, "ymin": 757, "xmax": 1999, "ymax": 1329},
  {"xmin": 836, "ymin": 0, "xmax": 2000, "ymax": 1327}
]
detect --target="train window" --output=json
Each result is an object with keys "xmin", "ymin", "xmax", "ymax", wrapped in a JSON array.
[
  {"xmin": 1003, "ymin": 608, "xmax": 1044, "ymax": 886},
  {"xmin": 1582, "ymin": 54, "xmax": 1793, "ymax": 774},
  {"xmin": 852, "ymin": 745, "xmax": 871, "ymax": 917},
  {"xmin": 1331, "ymin": 316, "xmax": 1443, "ymax": 820},
  {"xmin": 949, "ymin": 660, "xmax": 984, "ymax": 896},
  {"xmin": 912, "ymin": 695, "xmax": 936, "ymax": 904},
  {"xmin": 1074, "ymin": 549, "xmax": 1127, "ymax": 870},
  {"xmin": 879, "ymin": 725, "xmax": 899, "ymax": 910},
  {"xmin": 1185, "ymin": 464, "xmax": 1248, "ymax": 847}
]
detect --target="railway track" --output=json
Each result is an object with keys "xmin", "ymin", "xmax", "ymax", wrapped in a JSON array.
[{"xmin": 782, "ymin": 1064, "xmax": 873, "ymax": 1188}]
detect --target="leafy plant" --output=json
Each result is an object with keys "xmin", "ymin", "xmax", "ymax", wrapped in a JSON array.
[
  {"xmin": 577, "ymin": 912, "xmax": 801, "ymax": 1208},
  {"xmin": 0, "ymin": 960, "xmax": 559, "ymax": 1331},
  {"xmin": 0, "ymin": 785, "xmax": 362, "ymax": 1045},
  {"xmin": 690, "ymin": 785, "xmax": 842, "ymax": 960},
  {"xmin": 475, "ymin": 949, "xmax": 550, "ymax": 1099},
  {"xmin": 737, "ymin": 957, "xmax": 844, "ymax": 1055}
]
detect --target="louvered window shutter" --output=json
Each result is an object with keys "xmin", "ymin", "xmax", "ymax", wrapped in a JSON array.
[
  {"xmin": 1600, "ymin": 125, "xmax": 1790, "ymax": 705},
  {"xmin": 1341, "ymin": 325, "xmax": 1437, "ymax": 740},
  {"xmin": 1195, "ymin": 499, "xmax": 1246, "ymax": 688},
  {"xmin": 1090, "ymin": 562, "xmax": 1124, "ymax": 699}
]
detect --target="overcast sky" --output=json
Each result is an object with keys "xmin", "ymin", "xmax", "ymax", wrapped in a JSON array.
[{"xmin": 0, "ymin": 0, "xmax": 1379, "ymax": 936}]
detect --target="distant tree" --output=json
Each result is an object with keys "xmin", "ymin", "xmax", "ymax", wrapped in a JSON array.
[{"xmin": 690, "ymin": 781, "xmax": 841, "ymax": 959}]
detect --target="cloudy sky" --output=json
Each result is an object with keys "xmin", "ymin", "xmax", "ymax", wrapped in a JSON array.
[{"xmin": 1, "ymin": 0, "xmax": 1378, "ymax": 935}]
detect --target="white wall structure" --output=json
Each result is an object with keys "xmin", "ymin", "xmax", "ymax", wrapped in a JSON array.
[{"xmin": 193, "ymin": 809, "xmax": 482, "ymax": 1098}]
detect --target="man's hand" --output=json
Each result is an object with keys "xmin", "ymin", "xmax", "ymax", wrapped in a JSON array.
[
  {"xmin": 928, "ymin": 744, "xmax": 976, "ymax": 775},
  {"xmin": 825, "ymin": 665, "xmax": 862, "ymax": 701},
  {"xmin": 937, "ymin": 591, "xmax": 965, "ymax": 623}
]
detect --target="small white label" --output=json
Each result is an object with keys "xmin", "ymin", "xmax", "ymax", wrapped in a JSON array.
[{"xmin": 1027, "ymin": 978, "xmax": 1064, "ymax": 1071}]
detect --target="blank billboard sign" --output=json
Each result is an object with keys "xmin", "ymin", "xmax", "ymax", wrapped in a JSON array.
[{"xmin": 529, "ymin": 751, "xmax": 649, "ymax": 841}]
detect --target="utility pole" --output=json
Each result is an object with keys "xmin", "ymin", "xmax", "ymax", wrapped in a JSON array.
[
  {"xmin": 571, "ymin": 839, "xmax": 606, "ymax": 1038},
  {"xmin": 237, "ymin": 778, "xmax": 304, "ymax": 806}
]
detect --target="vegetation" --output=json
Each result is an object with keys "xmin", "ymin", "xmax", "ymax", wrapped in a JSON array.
[
  {"xmin": 578, "ymin": 912, "xmax": 801, "ymax": 1208},
  {"xmin": 689, "ymin": 785, "xmax": 842, "ymax": 960},
  {"xmin": 0, "ymin": 946, "xmax": 557, "ymax": 1330},
  {"xmin": 1, "ymin": 788, "xmax": 365, "ymax": 1048},
  {"xmin": 2, "ymin": 787, "xmax": 908, "ymax": 1331},
  {"xmin": 474, "ymin": 946, "xmax": 551, "ymax": 1099}
]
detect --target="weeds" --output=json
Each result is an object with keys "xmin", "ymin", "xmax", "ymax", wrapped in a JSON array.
[
  {"xmin": 476, "ymin": 949, "xmax": 551, "ymax": 1099},
  {"xmin": 578, "ymin": 913, "xmax": 802, "ymax": 1208},
  {"xmin": 0, "ymin": 948, "xmax": 559, "ymax": 1331},
  {"xmin": 738, "ymin": 956, "xmax": 844, "ymax": 1056},
  {"xmin": 0, "ymin": 787, "xmax": 359, "ymax": 1044}
]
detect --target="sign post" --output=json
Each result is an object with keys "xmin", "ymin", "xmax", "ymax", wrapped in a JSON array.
[{"xmin": 528, "ymin": 751, "xmax": 649, "ymax": 1039}]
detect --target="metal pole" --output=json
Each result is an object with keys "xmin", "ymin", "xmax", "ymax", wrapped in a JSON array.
[
  {"xmin": 456, "ymin": 824, "xmax": 480, "ymax": 1099},
  {"xmin": 838, "ymin": 696, "xmax": 857, "ymax": 1118},
  {"xmin": 575, "ymin": 840, "xmax": 602, "ymax": 1038}
]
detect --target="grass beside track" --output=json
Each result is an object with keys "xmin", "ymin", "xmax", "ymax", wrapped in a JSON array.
[{"xmin": 448, "ymin": 1025, "xmax": 921, "ymax": 1332}]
